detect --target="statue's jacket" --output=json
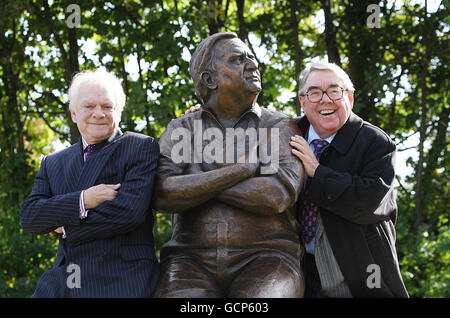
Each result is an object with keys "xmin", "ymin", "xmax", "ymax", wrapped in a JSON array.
[{"xmin": 156, "ymin": 104, "xmax": 304, "ymax": 260}]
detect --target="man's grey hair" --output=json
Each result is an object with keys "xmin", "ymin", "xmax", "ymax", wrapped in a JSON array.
[
  {"xmin": 68, "ymin": 69, "xmax": 126, "ymax": 113},
  {"xmin": 298, "ymin": 61, "xmax": 355, "ymax": 96},
  {"xmin": 189, "ymin": 32, "xmax": 238, "ymax": 105}
]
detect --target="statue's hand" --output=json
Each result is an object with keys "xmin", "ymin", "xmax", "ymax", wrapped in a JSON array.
[
  {"xmin": 244, "ymin": 162, "xmax": 260, "ymax": 176},
  {"xmin": 201, "ymin": 161, "xmax": 259, "ymax": 177},
  {"xmin": 186, "ymin": 163, "xmax": 204, "ymax": 174}
]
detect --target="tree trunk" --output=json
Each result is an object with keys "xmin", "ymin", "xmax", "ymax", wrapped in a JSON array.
[
  {"xmin": 41, "ymin": 0, "xmax": 79, "ymax": 143},
  {"xmin": 413, "ymin": 3, "xmax": 433, "ymax": 231},
  {"xmin": 1, "ymin": 60, "xmax": 20, "ymax": 151},
  {"xmin": 345, "ymin": 0, "xmax": 379, "ymax": 121},
  {"xmin": 321, "ymin": 0, "xmax": 341, "ymax": 66},
  {"xmin": 67, "ymin": 26, "xmax": 81, "ymax": 143},
  {"xmin": 236, "ymin": 0, "xmax": 248, "ymax": 42},
  {"xmin": 206, "ymin": 0, "xmax": 230, "ymax": 35},
  {"xmin": 414, "ymin": 93, "xmax": 427, "ymax": 231},
  {"xmin": 288, "ymin": 0, "xmax": 303, "ymax": 116}
]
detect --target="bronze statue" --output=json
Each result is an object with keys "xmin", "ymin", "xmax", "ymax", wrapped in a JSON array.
[{"xmin": 153, "ymin": 32, "xmax": 305, "ymax": 297}]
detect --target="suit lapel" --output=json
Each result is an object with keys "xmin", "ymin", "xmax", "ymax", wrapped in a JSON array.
[
  {"xmin": 63, "ymin": 141, "xmax": 84, "ymax": 193},
  {"xmin": 76, "ymin": 130, "xmax": 124, "ymax": 191}
]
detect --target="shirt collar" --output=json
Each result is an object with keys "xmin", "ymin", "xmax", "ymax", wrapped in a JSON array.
[
  {"xmin": 248, "ymin": 103, "xmax": 262, "ymax": 117},
  {"xmin": 201, "ymin": 103, "xmax": 262, "ymax": 125},
  {"xmin": 307, "ymin": 125, "xmax": 336, "ymax": 145},
  {"xmin": 81, "ymin": 129, "xmax": 121, "ymax": 151},
  {"xmin": 81, "ymin": 137, "xmax": 89, "ymax": 151}
]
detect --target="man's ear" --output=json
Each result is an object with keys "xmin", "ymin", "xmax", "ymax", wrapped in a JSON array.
[
  {"xmin": 299, "ymin": 95, "xmax": 305, "ymax": 110},
  {"xmin": 201, "ymin": 71, "xmax": 217, "ymax": 90},
  {"xmin": 70, "ymin": 108, "xmax": 77, "ymax": 123},
  {"xmin": 347, "ymin": 90, "xmax": 355, "ymax": 110}
]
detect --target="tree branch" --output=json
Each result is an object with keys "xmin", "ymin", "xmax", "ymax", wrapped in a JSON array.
[
  {"xmin": 38, "ymin": 0, "xmax": 71, "ymax": 84},
  {"xmin": 31, "ymin": 98, "xmax": 70, "ymax": 141}
]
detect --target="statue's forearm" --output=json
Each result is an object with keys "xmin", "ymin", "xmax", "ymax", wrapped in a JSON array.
[
  {"xmin": 217, "ymin": 176, "xmax": 294, "ymax": 215},
  {"xmin": 153, "ymin": 164, "xmax": 253, "ymax": 213}
]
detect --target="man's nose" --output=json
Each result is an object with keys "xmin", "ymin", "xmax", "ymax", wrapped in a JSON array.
[
  {"xmin": 93, "ymin": 105, "xmax": 105, "ymax": 117},
  {"xmin": 321, "ymin": 91, "xmax": 333, "ymax": 103},
  {"xmin": 245, "ymin": 56, "xmax": 258, "ymax": 70}
]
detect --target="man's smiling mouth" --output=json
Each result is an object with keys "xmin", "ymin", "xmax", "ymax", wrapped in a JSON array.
[{"xmin": 319, "ymin": 109, "xmax": 335, "ymax": 115}]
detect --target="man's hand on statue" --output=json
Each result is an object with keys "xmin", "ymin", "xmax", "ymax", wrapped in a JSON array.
[
  {"xmin": 184, "ymin": 104, "xmax": 201, "ymax": 115},
  {"xmin": 290, "ymin": 135, "xmax": 319, "ymax": 178}
]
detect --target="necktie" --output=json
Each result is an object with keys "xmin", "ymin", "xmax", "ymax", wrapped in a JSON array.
[
  {"xmin": 84, "ymin": 144, "xmax": 96, "ymax": 162},
  {"xmin": 299, "ymin": 139, "xmax": 329, "ymax": 243}
]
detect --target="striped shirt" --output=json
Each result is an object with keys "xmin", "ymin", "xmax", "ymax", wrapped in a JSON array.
[
  {"xmin": 304, "ymin": 125, "xmax": 352, "ymax": 297},
  {"xmin": 314, "ymin": 214, "xmax": 352, "ymax": 297}
]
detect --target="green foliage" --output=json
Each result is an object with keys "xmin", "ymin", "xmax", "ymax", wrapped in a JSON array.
[
  {"xmin": 0, "ymin": 0, "xmax": 448, "ymax": 297},
  {"xmin": 153, "ymin": 212, "xmax": 172, "ymax": 260},
  {"xmin": 0, "ymin": 208, "xmax": 58, "ymax": 297},
  {"xmin": 397, "ymin": 214, "xmax": 450, "ymax": 297}
]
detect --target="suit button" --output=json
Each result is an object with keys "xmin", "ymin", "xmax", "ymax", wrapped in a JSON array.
[
  {"xmin": 97, "ymin": 256, "xmax": 104, "ymax": 263},
  {"xmin": 327, "ymin": 194, "xmax": 332, "ymax": 200}
]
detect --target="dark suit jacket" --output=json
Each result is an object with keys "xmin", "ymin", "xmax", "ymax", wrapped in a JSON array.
[
  {"xmin": 295, "ymin": 113, "xmax": 408, "ymax": 297},
  {"xmin": 20, "ymin": 130, "xmax": 160, "ymax": 297}
]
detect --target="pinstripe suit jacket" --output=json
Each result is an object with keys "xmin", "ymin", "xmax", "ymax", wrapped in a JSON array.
[{"xmin": 20, "ymin": 130, "xmax": 160, "ymax": 297}]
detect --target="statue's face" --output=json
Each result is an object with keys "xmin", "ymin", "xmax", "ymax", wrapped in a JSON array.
[{"xmin": 213, "ymin": 38, "xmax": 261, "ymax": 97}]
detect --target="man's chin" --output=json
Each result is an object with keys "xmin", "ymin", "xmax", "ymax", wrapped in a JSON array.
[
  {"xmin": 247, "ymin": 85, "xmax": 262, "ymax": 94},
  {"xmin": 85, "ymin": 130, "xmax": 113, "ymax": 142}
]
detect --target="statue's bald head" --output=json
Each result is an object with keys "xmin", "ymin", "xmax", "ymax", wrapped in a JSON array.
[{"xmin": 189, "ymin": 32, "xmax": 238, "ymax": 104}]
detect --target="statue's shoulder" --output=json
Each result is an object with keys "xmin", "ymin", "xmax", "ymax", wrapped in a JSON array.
[
  {"xmin": 167, "ymin": 111, "xmax": 202, "ymax": 128},
  {"xmin": 160, "ymin": 111, "xmax": 202, "ymax": 141},
  {"xmin": 259, "ymin": 107, "xmax": 294, "ymax": 127}
]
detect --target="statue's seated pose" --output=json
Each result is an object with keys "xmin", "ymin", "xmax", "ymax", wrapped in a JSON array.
[{"xmin": 153, "ymin": 32, "xmax": 305, "ymax": 298}]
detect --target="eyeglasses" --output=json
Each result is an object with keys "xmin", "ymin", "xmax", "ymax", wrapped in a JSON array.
[{"xmin": 302, "ymin": 87, "xmax": 347, "ymax": 103}]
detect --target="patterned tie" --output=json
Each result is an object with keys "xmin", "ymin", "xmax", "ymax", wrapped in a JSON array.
[
  {"xmin": 84, "ymin": 144, "xmax": 96, "ymax": 162},
  {"xmin": 299, "ymin": 139, "xmax": 329, "ymax": 243}
]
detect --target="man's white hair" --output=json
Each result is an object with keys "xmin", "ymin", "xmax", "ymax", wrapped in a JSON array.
[
  {"xmin": 298, "ymin": 61, "xmax": 355, "ymax": 96},
  {"xmin": 68, "ymin": 69, "xmax": 126, "ymax": 112}
]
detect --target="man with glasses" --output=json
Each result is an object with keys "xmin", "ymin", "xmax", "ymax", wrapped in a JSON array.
[{"xmin": 290, "ymin": 61, "xmax": 408, "ymax": 297}]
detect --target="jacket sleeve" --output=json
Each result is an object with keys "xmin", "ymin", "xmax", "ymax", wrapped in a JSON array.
[
  {"xmin": 307, "ymin": 131, "xmax": 397, "ymax": 225},
  {"xmin": 20, "ymin": 156, "xmax": 81, "ymax": 234},
  {"xmin": 64, "ymin": 138, "xmax": 159, "ymax": 246},
  {"xmin": 216, "ymin": 117, "xmax": 304, "ymax": 215}
]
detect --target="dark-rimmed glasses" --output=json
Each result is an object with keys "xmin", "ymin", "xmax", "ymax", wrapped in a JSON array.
[{"xmin": 302, "ymin": 87, "xmax": 347, "ymax": 103}]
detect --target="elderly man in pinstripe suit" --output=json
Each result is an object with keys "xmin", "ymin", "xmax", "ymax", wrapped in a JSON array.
[{"xmin": 20, "ymin": 70, "xmax": 160, "ymax": 297}]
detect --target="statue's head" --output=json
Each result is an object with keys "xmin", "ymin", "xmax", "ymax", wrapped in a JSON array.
[{"xmin": 190, "ymin": 32, "xmax": 261, "ymax": 105}]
